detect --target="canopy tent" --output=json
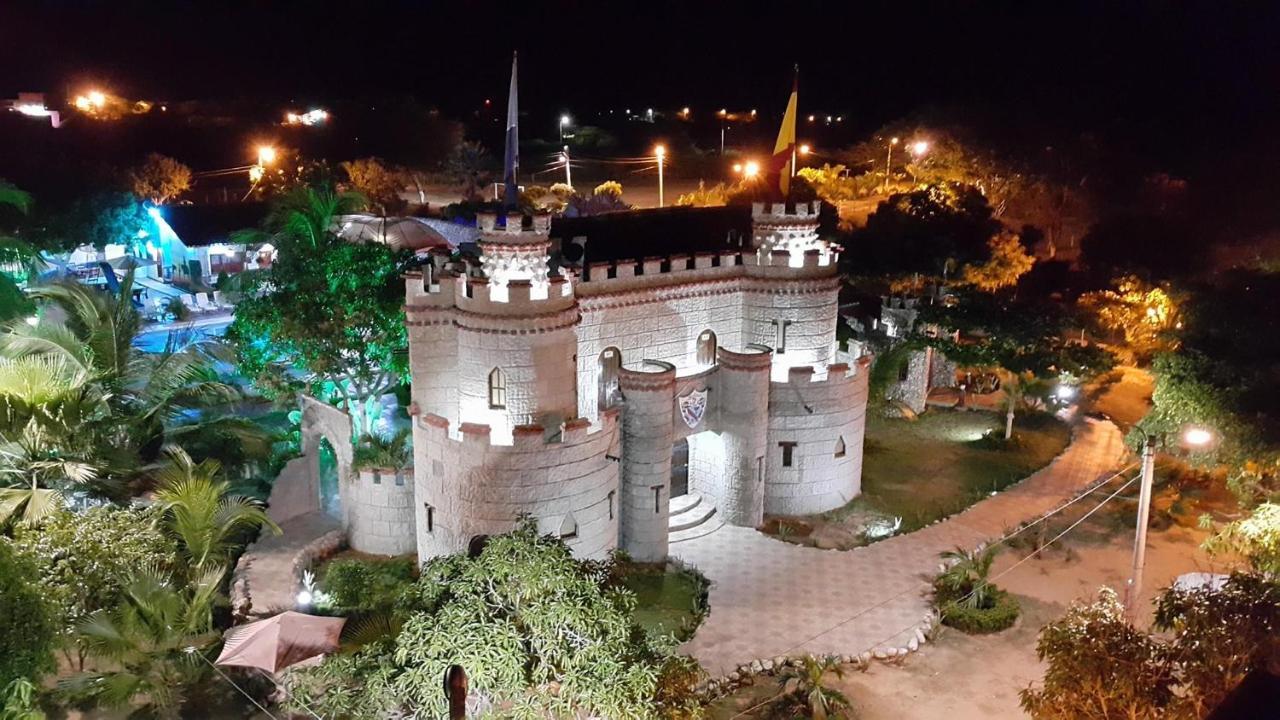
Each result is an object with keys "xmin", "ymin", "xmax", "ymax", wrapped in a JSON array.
[
  {"xmin": 336, "ymin": 215, "xmax": 461, "ymax": 251},
  {"xmin": 215, "ymin": 611, "xmax": 345, "ymax": 674}
]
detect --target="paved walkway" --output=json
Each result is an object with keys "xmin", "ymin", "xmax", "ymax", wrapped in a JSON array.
[
  {"xmin": 673, "ymin": 417, "xmax": 1127, "ymax": 676},
  {"xmin": 235, "ymin": 511, "xmax": 341, "ymax": 617}
]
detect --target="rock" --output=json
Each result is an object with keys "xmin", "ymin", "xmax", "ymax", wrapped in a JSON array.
[
  {"xmin": 908, "ymin": 638, "xmax": 919, "ymax": 652},
  {"xmin": 773, "ymin": 656, "xmax": 786, "ymax": 668},
  {"xmin": 790, "ymin": 658, "xmax": 804, "ymax": 668},
  {"xmin": 750, "ymin": 660, "xmax": 763, "ymax": 673},
  {"xmin": 728, "ymin": 672, "xmax": 740, "ymax": 683},
  {"xmin": 859, "ymin": 651, "xmax": 872, "ymax": 665},
  {"xmin": 915, "ymin": 628, "xmax": 927, "ymax": 645},
  {"xmin": 873, "ymin": 649, "xmax": 888, "ymax": 660},
  {"xmin": 763, "ymin": 659, "xmax": 774, "ymax": 671}
]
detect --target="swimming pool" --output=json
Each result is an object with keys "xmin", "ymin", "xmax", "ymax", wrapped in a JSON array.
[{"xmin": 133, "ymin": 319, "xmax": 232, "ymax": 353}]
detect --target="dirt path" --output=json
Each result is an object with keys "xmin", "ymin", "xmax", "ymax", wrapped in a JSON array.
[{"xmin": 837, "ymin": 519, "xmax": 1233, "ymax": 719}]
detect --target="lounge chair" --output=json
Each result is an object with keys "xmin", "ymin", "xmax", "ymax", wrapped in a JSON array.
[
  {"xmin": 196, "ymin": 293, "xmax": 219, "ymax": 312},
  {"xmin": 212, "ymin": 290, "xmax": 232, "ymax": 309},
  {"xmin": 180, "ymin": 294, "xmax": 202, "ymax": 314}
]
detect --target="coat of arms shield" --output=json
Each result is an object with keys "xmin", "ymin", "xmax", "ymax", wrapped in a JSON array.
[{"xmin": 678, "ymin": 389, "xmax": 708, "ymax": 429}]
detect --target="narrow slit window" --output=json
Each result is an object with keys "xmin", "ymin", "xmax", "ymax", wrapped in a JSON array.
[
  {"xmin": 771, "ymin": 319, "xmax": 791, "ymax": 354},
  {"xmin": 652, "ymin": 485, "xmax": 663, "ymax": 513},
  {"xmin": 424, "ymin": 503, "xmax": 435, "ymax": 533},
  {"xmin": 488, "ymin": 367, "xmax": 507, "ymax": 409},
  {"xmin": 608, "ymin": 490, "xmax": 615, "ymax": 520},
  {"xmin": 780, "ymin": 441, "xmax": 798, "ymax": 468}
]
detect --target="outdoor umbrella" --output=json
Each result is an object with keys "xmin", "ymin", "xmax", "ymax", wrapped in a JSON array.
[
  {"xmin": 107, "ymin": 255, "xmax": 158, "ymax": 270},
  {"xmin": 215, "ymin": 611, "xmax": 346, "ymax": 674}
]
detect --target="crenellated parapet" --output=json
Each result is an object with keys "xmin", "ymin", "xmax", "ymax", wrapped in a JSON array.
[
  {"xmin": 751, "ymin": 201, "xmax": 827, "ymax": 258},
  {"xmin": 575, "ymin": 244, "xmax": 838, "ymax": 300},
  {"xmin": 414, "ymin": 408, "xmax": 622, "ymax": 560}
]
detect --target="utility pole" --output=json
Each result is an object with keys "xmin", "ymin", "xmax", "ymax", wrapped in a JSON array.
[
  {"xmin": 1124, "ymin": 437, "xmax": 1157, "ymax": 619},
  {"xmin": 883, "ymin": 137, "xmax": 899, "ymax": 194},
  {"xmin": 655, "ymin": 145, "xmax": 666, "ymax": 208},
  {"xmin": 562, "ymin": 145, "xmax": 572, "ymax": 189}
]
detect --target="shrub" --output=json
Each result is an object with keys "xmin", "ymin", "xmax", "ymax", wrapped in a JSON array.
[
  {"xmin": 166, "ymin": 296, "xmax": 190, "ymax": 321},
  {"xmin": 940, "ymin": 588, "xmax": 1020, "ymax": 633},
  {"xmin": 8, "ymin": 506, "xmax": 176, "ymax": 650},
  {"xmin": 351, "ymin": 429, "xmax": 412, "ymax": 472},
  {"xmin": 0, "ymin": 541, "xmax": 56, "ymax": 688},
  {"xmin": 289, "ymin": 521, "xmax": 677, "ymax": 719},
  {"xmin": 321, "ymin": 556, "xmax": 416, "ymax": 611}
]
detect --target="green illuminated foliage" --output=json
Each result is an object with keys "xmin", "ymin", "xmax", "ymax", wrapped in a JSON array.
[
  {"xmin": 0, "ymin": 541, "xmax": 56, "ymax": 690},
  {"xmin": 227, "ymin": 185, "xmax": 410, "ymax": 436}
]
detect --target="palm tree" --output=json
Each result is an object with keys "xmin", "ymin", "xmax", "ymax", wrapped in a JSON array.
[
  {"xmin": 0, "ymin": 355, "xmax": 109, "ymax": 524},
  {"xmin": 0, "ymin": 276, "xmax": 267, "ymax": 488},
  {"xmin": 232, "ymin": 185, "xmax": 365, "ymax": 251},
  {"xmin": 352, "ymin": 427, "xmax": 412, "ymax": 472},
  {"xmin": 937, "ymin": 545, "xmax": 1000, "ymax": 609},
  {"xmin": 60, "ymin": 566, "xmax": 222, "ymax": 719},
  {"xmin": 152, "ymin": 446, "xmax": 279, "ymax": 577},
  {"xmin": 777, "ymin": 655, "xmax": 852, "ymax": 720}
]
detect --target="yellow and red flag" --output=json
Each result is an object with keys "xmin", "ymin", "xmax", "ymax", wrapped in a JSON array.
[{"xmin": 769, "ymin": 69, "xmax": 798, "ymax": 197}]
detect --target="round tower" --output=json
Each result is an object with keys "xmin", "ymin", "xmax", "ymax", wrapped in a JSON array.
[
  {"xmin": 454, "ymin": 212, "xmax": 580, "ymax": 443},
  {"xmin": 745, "ymin": 201, "xmax": 842, "ymax": 381}
]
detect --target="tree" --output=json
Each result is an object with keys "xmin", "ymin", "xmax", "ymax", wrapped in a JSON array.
[
  {"xmin": 151, "ymin": 446, "xmax": 278, "ymax": 578},
  {"xmin": 446, "ymin": 141, "xmax": 491, "ymax": 201},
  {"xmin": 675, "ymin": 180, "xmax": 733, "ymax": 207},
  {"xmin": 1021, "ymin": 588, "xmax": 1175, "ymax": 720},
  {"xmin": 593, "ymin": 180, "xmax": 623, "ymax": 199},
  {"xmin": 127, "ymin": 154, "xmax": 192, "ymax": 205},
  {"xmin": 0, "ymin": 276, "xmax": 264, "ymax": 503},
  {"xmin": 852, "ymin": 182, "xmax": 1001, "ymax": 277},
  {"xmin": 1079, "ymin": 275, "xmax": 1180, "ymax": 359},
  {"xmin": 0, "ymin": 541, "xmax": 56, "ymax": 691},
  {"xmin": 61, "ymin": 567, "xmax": 222, "ymax": 719},
  {"xmin": 0, "ymin": 180, "xmax": 40, "ymax": 319},
  {"xmin": 960, "ymin": 231, "xmax": 1036, "ymax": 292},
  {"xmin": 8, "ymin": 505, "xmax": 176, "ymax": 661},
  {"xmin": 227, "ymin": 186, "xmax": 410, "ymax": 436},
  {"xmin": 45, "ymin": 192, "xmax": 149, "ymax": 252},
  {"xmin": 1202, "ymin": 503, "xmax": 1280, "ymax": 577},
  {"xmin": 936, "ymin": 545, "xmax": 998, "ymax": 609},
  {"xmin": 285, "ymin": 521, "xmax": 678, "ymax": 719},
  {"xmin": 797, "ymin": 164, "xmax": 858, "ymax": 204},
  {"xmin": 340, "ymin": 157, "xmax": 406, "ymax": 215}
]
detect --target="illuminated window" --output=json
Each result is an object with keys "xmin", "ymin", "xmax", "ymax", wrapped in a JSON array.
[
  {"xmin": 598, "ymin": 348, "xmax": 622, "ymax": 410},
  {"xmin": 697, "ymin": 329, "xmax": 717, "ymax": 365},
  {"xmin": 780, "ymin": 441, "xmax": 798, "ymax": 467},
  {"xmin": 834, "ymin": 436, "xmax": 846, "ymax": 458},
  {"xmin": 488, "ymin": 367, "xmax": 506, "ymax": 409}
]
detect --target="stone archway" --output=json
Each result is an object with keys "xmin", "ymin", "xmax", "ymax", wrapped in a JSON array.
[{"xmin": 299, "ymin": 395, "xmax": 354, "ymax": 522}]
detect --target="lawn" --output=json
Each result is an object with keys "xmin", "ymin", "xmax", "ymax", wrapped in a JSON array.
[
  {"xmin": 616, "ymin": 562, "xmax": 709, "ymax": 642},
  {"xmin": 765, "ymin": 410, "xmax": 1072, "ymax": 549}
]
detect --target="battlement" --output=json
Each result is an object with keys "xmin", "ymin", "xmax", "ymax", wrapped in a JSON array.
[
  {"xmin": 577, "ymin": 244, "xmax": 838, "ymax": 288},
  {"xmin": 751, "ymin": 200, "xmax": 821, "ymax": 222},
  {"xmin": 475, "ymin": 211, "xmax": 553, "ymax": 245},
  {"xmin": 419, "ymin": 406, "xmax": 620, "ymax": 449},
  {"xmin": 777, "ymin": 355, "xmax": 871, "ymax": 385},
  {"xmin": 404, "ymin": 271, "xmax": 576, "ymax": 316}
]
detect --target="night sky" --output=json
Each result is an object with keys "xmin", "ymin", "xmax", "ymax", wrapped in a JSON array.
[{"xmin": 3, "ymin": 1, "xmax": 1280, "ymax": 200}]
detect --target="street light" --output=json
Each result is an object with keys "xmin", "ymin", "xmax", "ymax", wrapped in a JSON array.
[
  {"xmin": 742, "ymin": 160, "xmax": 760, "ymax": 180},
  {"xmin": 883, "ymin": 137, "xmax": 900, "ymax": 194},
  {"xmin": 562, "ymin": 145, "xmax": 572, "ymax": 188},
  {"xmin": 559, "ymin": 114, "xmax": 571, "ymax": 142},
  {"xmin": 655, "ymin": 145, "xmax": 666, "ymax": 208},
  {"xmin": 257, "ymin": 145, "xmax": 278, "ymax": 166},
  {"xmin": 1123, "ymin": 424, "xmax": 1217, "ymax": 618},
  {"xmin": 910, "ymin": 140, "xmax": 930, "ymax": 157}
]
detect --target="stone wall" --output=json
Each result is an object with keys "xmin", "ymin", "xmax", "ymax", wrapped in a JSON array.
[
  {"xmin": 346, "ymin": 469, "xmax": 417, "ymax": 556},
  {"xmin": 265, "ymin": 455, "xmax": 316, "ymax": 526},
  {"xmin": 765, "ymin": 358, "xmax": 870, "ymax": 516},
  {"xmin": 887, "ymin": 348, "xmax": 933, "ymax": 414},
  {"xmin": 413, "ymin": 409, "xmax": 621, "ymax": 562}
]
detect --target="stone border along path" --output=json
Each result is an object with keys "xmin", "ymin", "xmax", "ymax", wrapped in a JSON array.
[
  {"xmin": 232, "ymin": 511, "xmax": 343, "ymax": 619},
  {"xmin": 673, "ymin": 417, "xmax": 1128, "ymax": 680}
]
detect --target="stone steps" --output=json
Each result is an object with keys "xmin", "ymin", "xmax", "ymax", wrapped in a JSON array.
[
  {"xmin": 669, "ymin": 514, "xmax": 725, "ymax": 543},
  {"xmin": 668, "ymin": 493, "xmax": 721, "ymax": 539}
]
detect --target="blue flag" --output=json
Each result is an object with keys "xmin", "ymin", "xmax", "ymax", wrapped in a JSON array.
[{"xmin": 502, "ymin": 52, "xmax": 519, "ymax": 209}]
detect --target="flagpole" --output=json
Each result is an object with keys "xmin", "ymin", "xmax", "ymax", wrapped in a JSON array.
[{"xmin": 790, "ymin": 65, "xmax": 799, "ymax": 187}]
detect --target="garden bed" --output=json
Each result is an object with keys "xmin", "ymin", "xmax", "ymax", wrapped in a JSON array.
[{"xmin": 763, "ymin": 410, "xmax": 1072, "ymax": 550}]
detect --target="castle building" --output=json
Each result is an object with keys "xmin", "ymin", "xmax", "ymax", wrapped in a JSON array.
[{"xmin": 385, "ymin": 202, "xmax": 870, "ymax": 563}]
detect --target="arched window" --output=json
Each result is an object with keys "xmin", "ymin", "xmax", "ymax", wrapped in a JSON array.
[
  {"xmin": 488, "ymin": 367, "xmax": 506, "ymax": 409},
  {"xmin": 559, "ymin": 513, "xmax": 578, "ymax": 540},
  {"xmin": 697, "ymin": 329, "xmax": 717, "ymax": 366},
  {"xmin": 834, "ymin": 435, "xmax": 847, "ymax": 458},
  {"xmin": 598, "ymin": 347, "xmax": 622, "ymax": 410}
]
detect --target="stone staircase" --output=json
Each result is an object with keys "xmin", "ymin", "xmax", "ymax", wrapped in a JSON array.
[{"xmin": 668, "ymin": 493, "xmax": 724, "ymax": 543}]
